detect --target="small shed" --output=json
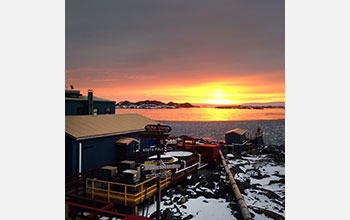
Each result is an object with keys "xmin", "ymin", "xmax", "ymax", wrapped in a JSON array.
[
  {"xmin": 225, "ymin": 128, "xmax": 247, "ymax": 145},
  {"xmin": 115, "ymin": 137, "xmax": 140, "ymax": 159}
]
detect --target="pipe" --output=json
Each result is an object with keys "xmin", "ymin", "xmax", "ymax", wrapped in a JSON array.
[
  {"xmin": 219, "ymin": 149, "xmax": 253, "ymax": 220},
  {"xmin": 88, "ymin": 89, "xmax": 94, "ymax": 115},
  {"xmin": 79, "ymin": 143, "xmax": 82, "ymax": 175}
]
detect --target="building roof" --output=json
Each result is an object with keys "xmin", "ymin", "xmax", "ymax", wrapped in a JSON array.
[
  {"xmin": 115, "ymin": 137, "xmax": 139, "ymax": 145},
  {"xmin": 65, "ymin": 95, "xmax": 115, "ymax": 103},
  {"xmin": 122, "ymin": 169, "xmax": 139, "ymax": 174},
  {"xmin": 225, "ymin": 128, "xmax": 247, "ymax": 136},
  {"xmin": 65, "ymin": 114, "xmax": 158, "ymax": 141}
]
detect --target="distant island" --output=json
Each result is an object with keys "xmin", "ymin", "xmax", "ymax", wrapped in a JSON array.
[
  {"xmin": 215, "ymin": 105, "xmax": 285, "ymax": 109},
  {"xmin": 116, "ymin": 100, "xmax": 200, "ymax": 109}
]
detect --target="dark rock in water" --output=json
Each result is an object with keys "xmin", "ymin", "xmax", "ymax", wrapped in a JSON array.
[
  {"xmin": 161, "ymin": 208, "xmax": 177, "ymax": 220},
  {"xmin": 245, "ymin": 168, "xmax": 261, "ymax": 178},
  {"xmin": 269, "ymin": 178, "xmax": 285, "ymax": 185},
  {"xmin": 183, "ymin": 214, "xmax": 194, "ymax": 220},
  {"xmin": 273, "ymin": 172, "xmax": 285, "ymax": 178},
  {"xmin": 177, "ymin": 196, "xmax": 188, "ymax": 205},
  {"xmin": 164, "ymin": 200, "xmax": 173, "ymax": 206},
  {"xmin": 175, "ymin": 185, "xmax": 185, "ymax": 195},
  {"xmin": 232, "ymin": 151, "xmax": 242, "ymax": 159},
  {"xmin": 235, "ymin": 178, "xmax": 251, "ymax": 193},
  {"xmin": 272, "ymin": 199, "xmax": 285, "ymax": 208},
  {"xmin": 166, "ymin": 189, "xmax": 174, "ymax": 198},
  {"xmin": 185, "ymin": 188, "xmax": 198, "ymax": 199},
  {"xmin": 213, "ymin": 165, "xmax": 223, "ymax": 172},
  {"xmin": 200, "ymin": 169, "xmax": 215, "ymax": 179},
  {"xmin": 173, "ymin": 204, "xmax": 182, "ymax": 215},
  {"xmin": 203, "ymin": 199, "xmax": 208, "ymax": 203},
  {"xmin": 270, "ymin": 152, "xmax": 285, "ymax": 163},
  {"xmin": 245, "ymin": 147, "xmax": 261, "ymax": 155},
  {"xmin": 208, "ymin": 172, "xmax": 221, "ymax": 182},
  {"xmin": 196, "ymin": 191, "xmax": 211, "ymax": 199},
  {"xmin": 251, "ymin": 183, "xmax": 262, "ymax": 188},
  {"xmin": 230, "ymin": 166, "xmax": 244, "ymax": 175},
  {"xmin": 187, "ymin": 173, "xmax": 200, "ymax": 185},
  {"xmin": 202, "ymin": 191, "xmax": 216, "ymax": 198},
  {"xmin": 253, "ymin": 187, "xmax": 281, "ymax": 200},
  {"xmin": 190, "ymin": 192, "xmax": 198, "ymax": 198},
  {"xmin": 202, "ymin": 179, "xmax": 215, "ymax": 190},
  {"xmin": 250, "ymin": 206, "xmax": 285, "ymax": 220},
  {"xmin": 245, "ymin": 168, "xmax": 270, "ymax": 180},
  {"xmin": 263, "ymin": 191, "xmax": 281, "ymax": 200},
  {"xmin": 180, "ymin": 205, "xmax": 187, "ymax": 209},
  {"xmin": 172, "ymin": 196, "xmax": 181, "ymax": 203},
  {"xmin": 218, "ymin": 181, "xmax": 227, "ymax": 198}
]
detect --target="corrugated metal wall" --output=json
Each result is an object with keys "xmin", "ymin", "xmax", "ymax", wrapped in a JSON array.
[
  {"xmin": 225, "ymin": 133, "xmax": 246, "ymax": 144},
  {"xmin": 65, "ymin": 132, "xmax": 153, "ymax": 175}
]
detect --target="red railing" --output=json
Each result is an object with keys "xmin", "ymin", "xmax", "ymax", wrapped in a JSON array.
[{"xmin": 66, "ymin": 201, "xmax": 152, "ymax": 220}]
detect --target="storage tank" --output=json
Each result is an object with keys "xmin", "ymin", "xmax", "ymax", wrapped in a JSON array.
[
  {"xmin": 145, "ymin": 154, "xmax": 179, "ymax": 164},
  {"xmin": 165, "ymin": 151, "xmax": 193, "ymax": 161}
]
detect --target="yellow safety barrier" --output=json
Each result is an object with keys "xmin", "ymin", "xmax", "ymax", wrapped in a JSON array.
[{"xmin": 85, "ymin": 174, "xmax": 171, "ymax": 206}]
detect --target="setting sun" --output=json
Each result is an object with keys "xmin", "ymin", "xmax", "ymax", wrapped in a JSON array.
[{"xmin": 202, "ymin": 88, "xmax": 237, "ymax": 105}]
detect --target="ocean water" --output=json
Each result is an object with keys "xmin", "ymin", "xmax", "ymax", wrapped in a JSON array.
[
  {"xmin": 116, "ymin": 108, "xmax": 284, "ymax": 122},
  {"xmin": 115, "ymin": 108, "xmax": 285, "ymax": 145},
  {"xmin": 161, "ymin": 120, "xmax": 285, "ymax": 146}
]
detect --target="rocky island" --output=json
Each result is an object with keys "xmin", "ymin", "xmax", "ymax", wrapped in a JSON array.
[
  {"xmin": 215, "ymin": 105, "xmax": 285, "ymax": 110},
  {"xmin": 116, "ymin": 100, "xmax": 200, "ymax": 109}
]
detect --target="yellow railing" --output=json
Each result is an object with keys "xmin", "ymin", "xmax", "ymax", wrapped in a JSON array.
[{"xmin": 85, "ymin": 174, "xmax": 171, "ymax": 206}]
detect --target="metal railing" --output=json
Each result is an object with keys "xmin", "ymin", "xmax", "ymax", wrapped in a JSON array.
[{"xmin": 85, "ymin": 174, "xmax": 171, "ymax": 206}]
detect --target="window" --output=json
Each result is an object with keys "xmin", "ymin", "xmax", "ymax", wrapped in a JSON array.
[
  {"xmin": 93, "ymin": 108, "xmax": 98, "ymax": 115},
  {"xmin": 105, "ymin": 108, "xmax": 111, "ymax": 114}
]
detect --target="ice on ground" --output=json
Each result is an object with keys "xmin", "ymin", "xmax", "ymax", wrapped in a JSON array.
[
  {"xmin": 138, "ymin": 148, "xmax": 284, "ymax": 220},
  {"xmin": 228, "ymin": 153, "xmax": 285, "ymax": 219}
]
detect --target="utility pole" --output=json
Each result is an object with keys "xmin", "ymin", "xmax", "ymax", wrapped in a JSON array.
[
  {"xmin": 156, "ymin": 151, "xmax": 161, "ymax": 220},
  {"xmin": 138, "ymin": 124, "xmax": 172, "ymax": 220}
]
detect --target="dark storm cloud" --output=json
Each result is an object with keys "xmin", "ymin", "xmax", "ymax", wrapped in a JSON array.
[{"xmin": 66, "ymin": 0, "xmax": 284, "ymax": 82}]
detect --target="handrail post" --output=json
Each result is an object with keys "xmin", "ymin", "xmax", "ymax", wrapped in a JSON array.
[
  {"xmin": 108, "ymin": 182, "xmax": 110, "ymax": 202},
  {"xmin": 141, "ymin": 184, "xmax": 144, "ymax": 201},
  {"xmin": 92, "ymin": 179, "xmax": 95, "ymax": 200},
  {"xmin": 124, "ymin": 185, "xmax": 127, "ymax": 206},
  {"xmin": 198, "ymin": 154, "xmax": 201, "ymax": 168}
]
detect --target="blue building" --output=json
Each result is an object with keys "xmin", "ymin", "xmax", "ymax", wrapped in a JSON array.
[
  {"xmin": 225, "ymin": 128, "xmax": 247, "ymax": 155},
  {"xmin": 65, "ymin": 89, "xmax": 116, "ymax": 115},
  {"xmin": 65, "ymin": 114, "xmax": 162, "ymax": 176},
  {"xmin": 225, "ymin": 128, "xmax": 247, "ymax": 144}
]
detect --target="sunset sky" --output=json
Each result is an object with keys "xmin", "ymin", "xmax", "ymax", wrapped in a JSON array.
[{"xmin": 66, "ymin": 0, "xmax": 285, "ymax": 105}]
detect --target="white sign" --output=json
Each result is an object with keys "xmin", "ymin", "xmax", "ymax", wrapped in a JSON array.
[
  {"xmin": 142, "ymin": 147, "xmax": 164, "ymax": 152},
  {"xmin": 141, "ymin": 164, "xmax": 181, "ymax": 171}
]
